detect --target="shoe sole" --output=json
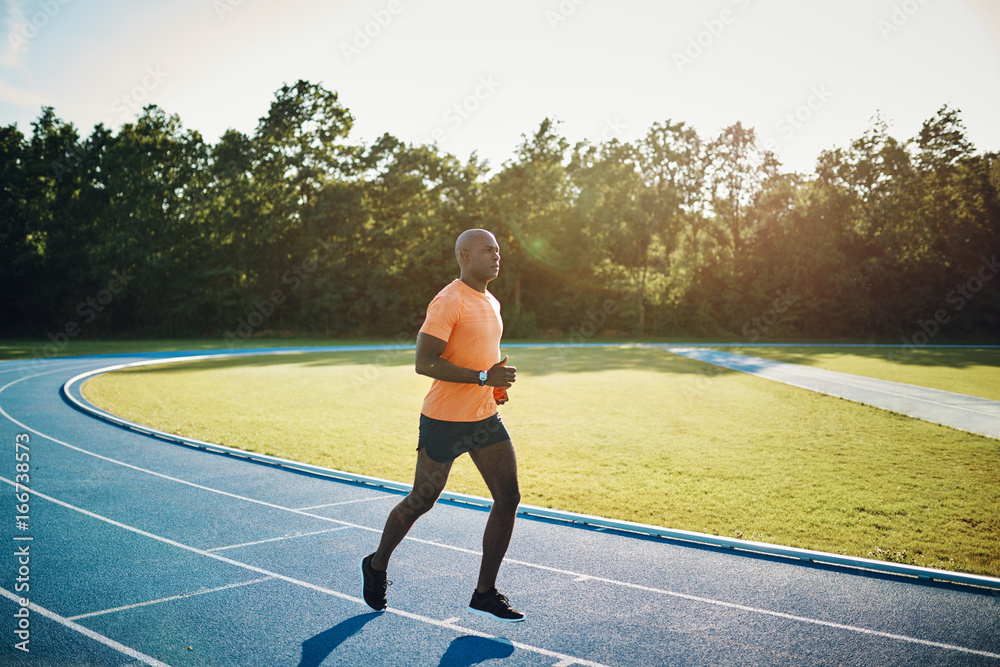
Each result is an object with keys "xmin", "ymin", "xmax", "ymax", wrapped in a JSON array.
[
  {"xmin": 360, "ymin": 557, "xmax": 387, "ymax": 612},
  {"xmin": 467, "ymin": 606, "xmax": 525, "ymax": 623}
]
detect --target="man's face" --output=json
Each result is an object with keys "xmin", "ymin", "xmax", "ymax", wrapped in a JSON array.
[{"xmin": 464, "ymin": 235, "xmax": 501, "ymax": 281}]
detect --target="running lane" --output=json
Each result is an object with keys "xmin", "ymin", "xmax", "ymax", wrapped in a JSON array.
[
  {"xmin": 662, "ymin": 346, "xmax": 1000, "ymax": 440},
  {"xmin": 1, "ymin": 350, "xmax": 998, "ymax": 666}
]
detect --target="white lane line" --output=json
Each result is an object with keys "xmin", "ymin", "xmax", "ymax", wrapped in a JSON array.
[
  {"xmin": 296, "ymin": 496, "xmax": 396, "ymax": 511},
  {"xmin": 4, "ymin": 364, "xmax": 999, "ymax": 659},
  {"xmin": 0, "ymin": 379, "xmax": 460, "ymax": 553},
  {"xmin": 0, "ymin": 359, "xmax": 95, "ymax": 377},
  {"xmin": 0, "ymin": 585, "xmax": 172, "ymax": 667},
  {"xmin": 0, "ymin": 361, "xmax": 100, "ymax": 382},
  {"xmin": 1, "ymin": 371, "xmax": 465, "ymax": 554},
  {"xmin": 206, "ymin": 527, "xmax": 353, "ymax": 552},
  {"xmin": 0, "ymin": 478, "xmax": 610, "ymax": 667},
  {"xmin": 0, "ymin": 373, "xmax": 369, "ymax": 527},
  {"xmin": 499, "ymin": 559, "xmax": 1000, "ymax": 660},
  {"xmin": 67, "ymin": 577, "xmax": 275, "ymax": 620}
]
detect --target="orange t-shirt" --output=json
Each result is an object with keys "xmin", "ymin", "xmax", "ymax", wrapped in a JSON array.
[{"xmin": 419, "ymin": 279, "xmax": 503, "ymax": 422}]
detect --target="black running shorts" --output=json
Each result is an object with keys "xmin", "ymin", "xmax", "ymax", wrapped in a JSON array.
[{"xmin": 417, "ymin": 413, "xmax": 511, "ymax": 464}]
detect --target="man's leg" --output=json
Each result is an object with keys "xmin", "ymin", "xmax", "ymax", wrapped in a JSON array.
[
  {"xmin": 468, "ymin": 439, "xmax": 520, "ymax": 593},
  {"xmin": 370, "ymin": 448, "xmax": 452, "ymax": 571}
]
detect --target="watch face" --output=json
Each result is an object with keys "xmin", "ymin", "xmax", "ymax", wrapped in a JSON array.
[{"xmin": 479, "ymin": 371, "xmax": 489, "ymax": 384}]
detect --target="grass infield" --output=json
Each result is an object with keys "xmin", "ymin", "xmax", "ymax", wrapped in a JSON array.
[{"xmin": 81, "ymin": 345, "xmax": 1000, "ymax": 578}]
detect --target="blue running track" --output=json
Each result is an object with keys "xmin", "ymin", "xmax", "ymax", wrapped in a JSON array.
[{"xmin": 1, "ymin": 347, "xmax": 999, "ymax": 666}]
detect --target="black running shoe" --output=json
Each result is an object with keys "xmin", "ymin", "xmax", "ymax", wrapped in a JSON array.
[
  {"xmin": 361, "ymin": 554, "xmax": 390, "ymax": 611},
  {"xmin": 468, "ymin": 588, "xmax": 525, "ymax": 622}
]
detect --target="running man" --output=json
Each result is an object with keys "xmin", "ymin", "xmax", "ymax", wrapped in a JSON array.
[{"xmin": 361, "ymin": 228, "xmax": 524, "ymax": 622}]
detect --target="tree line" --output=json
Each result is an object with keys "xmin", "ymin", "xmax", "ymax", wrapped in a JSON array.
[{"xmin": 2, "ymin": 80, "xmax": 998, "ymax": 344}]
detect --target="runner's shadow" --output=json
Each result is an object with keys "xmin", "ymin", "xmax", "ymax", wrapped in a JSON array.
[
  {"xmin": 438, "ymin": 635, "xmax": 515, "ymax": 666},
  {"xmin": 297, "ymin": 612, "xmax": 382, "ymax": 667}
]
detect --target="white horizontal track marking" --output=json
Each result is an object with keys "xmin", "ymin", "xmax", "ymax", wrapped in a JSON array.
[
  {"xmin": 0, "ymin": 585, "xmax": 173, "ymax": 667},
  {"xmin": 67, "ymin": 577, "xmax": 274, "ymax": 620},
  {"xmin": 296, "ymin": 496, "xmax": 395, "ymax": 511},
  {"xmin": 500, "ymin": 557, "xmax": 1000, "ymax": 659},
  {"xmin": 206, "ymin": 527, "xmax": 353, "ymax": 552}
]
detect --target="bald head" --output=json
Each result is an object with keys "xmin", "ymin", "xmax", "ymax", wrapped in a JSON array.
[
  {"xmin": 453, "ymin": 229, "xmax": 501, "ymax": 290},
  {"xmin": 455, "ymin": 229, "xmax": 497, "ymax": 261}
]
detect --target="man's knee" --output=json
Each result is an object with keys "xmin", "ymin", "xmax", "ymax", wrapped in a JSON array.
[
  {"xmin": 493, "ymin": 485, "xmax": 520, "ymax": 510},
  {"xmin": 403, "ymin": 495, "xmax": 434, "ymax": 516},
  {"xmin": 403, "ymin": 482, "xmax": 442, "ymax": 516}
]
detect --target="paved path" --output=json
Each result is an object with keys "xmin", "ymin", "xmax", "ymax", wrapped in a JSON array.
[
  {"xmin": 661, "ymin": 346, "xmax": 1000, "ymax": 440},
  {"xmin": 1, "ymin": 349, "xmax": 998, "ymax": 666}
]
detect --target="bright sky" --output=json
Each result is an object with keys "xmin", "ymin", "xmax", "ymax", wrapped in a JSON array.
[{"xmin": 2, "ymin": 0, "xmax": 998, "ymax": 175}]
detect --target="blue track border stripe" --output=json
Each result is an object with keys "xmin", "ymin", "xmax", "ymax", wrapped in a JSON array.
[{"xmin": 60, "ymin": 346, "xmax": 1000, "ymax": 592}]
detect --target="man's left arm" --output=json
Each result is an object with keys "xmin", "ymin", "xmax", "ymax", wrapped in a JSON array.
[{"xmin": 415, "ymin": 333, "xmax": 516, "ymax": 387}]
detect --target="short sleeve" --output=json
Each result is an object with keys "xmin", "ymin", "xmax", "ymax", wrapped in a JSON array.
[{"xmin": 419, "ymin": 289, "xmax": 462, "ymax": 343}]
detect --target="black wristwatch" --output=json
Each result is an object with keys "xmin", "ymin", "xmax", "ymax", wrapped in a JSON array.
[{"xmin": 477, "ymin": 370, "xmax": 489, "ymax": 386}]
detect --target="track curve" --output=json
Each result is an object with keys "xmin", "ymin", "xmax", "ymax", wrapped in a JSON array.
[{"xmin": 1, "ymin": 347, "xmax": 998, "ymax": 666}]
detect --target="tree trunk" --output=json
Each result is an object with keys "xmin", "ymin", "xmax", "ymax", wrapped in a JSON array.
[
  {"xmin": 637, "ymin": 263, "xmax": 647, "ymax": 336},
  {"xmin": 514, "ymin": 271, "xmax": 522, "ymax": 316}
]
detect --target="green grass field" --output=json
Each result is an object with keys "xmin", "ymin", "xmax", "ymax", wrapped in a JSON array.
[{"xmin": 81, "ymin": 344, "xmax": 1000, "ymax": 579}]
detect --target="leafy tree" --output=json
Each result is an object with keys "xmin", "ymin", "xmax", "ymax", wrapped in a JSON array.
[
  {"xmin": 1, "ymin": 109, "xmax": 114, "ymax": 336},
  {"xmin": 91, "ymin": 106, "xmax": 210, "ymax": 335},
  {"xmin": 812, "ymin": 115, "xmax": 915, "ymax": 333},
  {"xmin": 0, "ymin": 123, "xmax": 36, "ymax": 334},
  {"xmin": 2, "ymin": 88, "xmax": 997, "ymax": 342},
  {"xmin": 704, "ymin": 122, "xmax": 780, "ymax": 282},
  {"xmin": 631, "ymin": 121, "xmax": 703, "ymax": 334},
  {"xmin": 488, "ymin": 118, "xmax": 574, "ymax": 335}
]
